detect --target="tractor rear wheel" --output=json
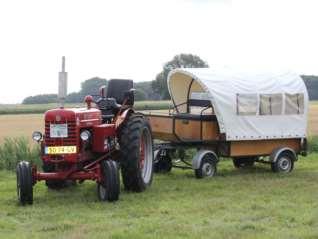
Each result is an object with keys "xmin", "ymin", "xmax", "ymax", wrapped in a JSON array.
[
  {"xmin": 16, "ymin": 161, "xmax": 33, "ymax": 205},
  {"xmin": 97, "ymin": 160, "xmax": 120, "ymax": 202},
  {"xmin": 119, "ymin": 113, "xmax": 154, "ymax": 192}
]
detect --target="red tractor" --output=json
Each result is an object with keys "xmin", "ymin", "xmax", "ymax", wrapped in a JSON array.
[{"xmin": 16, "ymin": 79, "xmax": 154, "ymax": 204}]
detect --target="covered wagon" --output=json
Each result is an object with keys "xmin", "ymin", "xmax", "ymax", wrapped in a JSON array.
[{"xmin": 144, "ymin": 67, "xmax": 308, "ymax": 177}]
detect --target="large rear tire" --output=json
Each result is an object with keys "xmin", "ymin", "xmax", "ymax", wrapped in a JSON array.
[
  {"xmin": 119, "ymin": 113, "xmax": 154, "ymax": 192},
  {"xmin": 16, "ymin": 161, "xmax": 33, "ymax": 205},
  {"xmin": 97, "ymin": 160, "xmax": 120, "ymax": 202}
]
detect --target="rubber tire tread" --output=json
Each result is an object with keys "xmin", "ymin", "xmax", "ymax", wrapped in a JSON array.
[
  {"xmin": 119, "ymin": 113, "xmax": 153, "ymax": 192},
  {"xmin": 99, "ymin": 160, "xmax": 120, "ymax": 202},
  {"xmin": 195, "ymin": 155, "xmax": 217, "ymax": 179},
  {"xmin": 272, "ymin": 151, "xmax": 294, "ymax": 173},
  {"xmin": 17, "ymin": 161, "xmax": 33, "ymax": 205}
]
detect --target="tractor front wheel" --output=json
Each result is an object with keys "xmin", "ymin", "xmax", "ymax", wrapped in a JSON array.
[
  {"xmin": 97, "ymin": 160, "xmax": 120, "ymax": 202},
  {"xmin": 119, "ymin": 114, "xmax": 154, "ymax": 192},
  {"xmin": 16, "ymin": 161, "xmax": 33, "ymax": 205}
]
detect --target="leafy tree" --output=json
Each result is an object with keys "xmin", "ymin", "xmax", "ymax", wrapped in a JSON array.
[
  {"xmin": 134, "ymin": 89, "xmax": 147, "ymax": 101},
  {"xmin": 22, "ymin": 94, "xmax": 57, "ymax": 104},
  {"xmin": 152, "ymin": 54, "xmax": 209, "ymax": 99},
  {"xmin": 65, "ymin": 92, "xmax": 83, "ymax": 103},
  {"xmin": 135, "ymin": 81, "xmax": 160, "ymax": 100},
  {"xmin": 301, "ymin": 75, "xmax": 318, "ymax": 100},
  {"xmin": 80, "ymin": 77, "xmax": 107, "ymax": 97}
]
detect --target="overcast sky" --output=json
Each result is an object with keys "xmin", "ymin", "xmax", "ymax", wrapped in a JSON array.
[{"xmin": 0, "ymin": 0, "xmax": 317, "ymax": 103}]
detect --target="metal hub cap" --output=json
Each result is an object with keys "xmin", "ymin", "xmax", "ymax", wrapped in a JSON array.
[
  {"xmin": 140, "ymin": 129, "xmax": 153, "ymax": 184},
  {"xmin": 279, "ymin": 157, "xmax": 291, "ymax": 171},
  {"xmin": 202, "ymin": 162, "xmax": 214, "ymax": 177}
]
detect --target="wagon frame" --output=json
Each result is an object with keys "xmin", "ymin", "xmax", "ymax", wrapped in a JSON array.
[{"xmin": 144, "ymin": 67, "xmax": 308, "ymax": 177}]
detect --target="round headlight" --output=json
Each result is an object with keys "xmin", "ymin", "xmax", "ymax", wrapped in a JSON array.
[
  {"xmin": 80, "ymin": 130, "xmax": 91, "ymax": 141},
  {"xmin": 32, "ymin": 131, "xmax": 42, "ymax": 142}
]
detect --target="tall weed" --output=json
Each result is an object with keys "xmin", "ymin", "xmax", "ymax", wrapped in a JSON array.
[{"xmin": 0, "ymin": 137, "xmax": 40, "ymax": 170}]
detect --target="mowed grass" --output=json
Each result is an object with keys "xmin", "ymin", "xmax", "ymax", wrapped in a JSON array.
[
  {"xmin": 0, "ymin": 102, "xmax": 317, "ymax": 144},
  {"xmin": 0, "ymin": 155, "xmax": 317, "ymax": 239}
]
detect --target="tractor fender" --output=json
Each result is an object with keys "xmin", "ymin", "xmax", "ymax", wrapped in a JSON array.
[
  {"xmin": 192, "ymin": 149, "xmax": 218, "ymax": 170},
  {"xmin": 115, "ymin": 108, "xmax": 134, "ymax": 129},
  {"xmin": 270, "ymin": 147, "xmax": 297, "ymax": 163}
]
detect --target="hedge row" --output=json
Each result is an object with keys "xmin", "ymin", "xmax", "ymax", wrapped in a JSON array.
[{"xmin": 0, "ymin": 101, "xmax": 172, "ymax": 115}]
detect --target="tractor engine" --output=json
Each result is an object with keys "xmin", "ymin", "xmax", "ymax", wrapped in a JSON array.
[
  {"xmin": 42, "ymin": 109, "xmax": 102, "ymax": 163},
  {"xmin": 38, "ymin": 107, "xmax": 116, "ymax": 164}
]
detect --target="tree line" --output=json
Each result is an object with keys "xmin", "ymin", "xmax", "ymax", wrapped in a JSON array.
[{"xmin": 22, "ymin": 54, "xmax": 318, "ymax": 104}]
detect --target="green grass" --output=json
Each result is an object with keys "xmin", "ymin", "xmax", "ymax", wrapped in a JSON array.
[
  {"xmin": 308, "ymin": 136, "xmax": 318, "ymax": 153},
  {"xmin": 0, "ymin": 101, "xmax": 171, "ymax": 115},
  {"xmin": 0, "ymin": 154, "xmax": 317, "ymax": 239}
]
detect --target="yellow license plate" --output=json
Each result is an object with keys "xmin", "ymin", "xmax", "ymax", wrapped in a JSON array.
[{"xmin": 45, "ymin": 146, "xmax": 77, "ymax": 154}]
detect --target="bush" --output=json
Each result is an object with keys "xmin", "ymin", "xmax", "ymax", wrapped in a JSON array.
[
  {"xmin": 308, "ymin": 136, "xmax": 318, "ymax": 153},
  {"xmin": 0, "ymin": 137, "xmax": 41, "ymax": 170},
  {"xmin": 22, "ymin": 94, "xmax": 58, "ymax": 104},
  {"xmin": 134, "ymin": 101, "xmax": 172, "ymax": 110}
]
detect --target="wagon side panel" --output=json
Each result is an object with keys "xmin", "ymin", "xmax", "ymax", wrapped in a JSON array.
[{"xmin": 230, "ymin": 139, "xmax": 301, "ymax": 157}]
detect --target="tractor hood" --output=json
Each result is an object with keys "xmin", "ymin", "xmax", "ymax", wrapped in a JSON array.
[{"xmin": 45, "ymin": 108, "xmax": 102, "ymax": 127}]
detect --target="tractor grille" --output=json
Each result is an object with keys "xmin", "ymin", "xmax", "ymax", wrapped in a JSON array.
[{"xmin": 44, "ymin": 121, "xmax": 77, "ymax": 146}]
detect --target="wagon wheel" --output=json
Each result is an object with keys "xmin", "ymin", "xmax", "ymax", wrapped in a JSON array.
[
  {"xmin": 97, "ymin": 160, "xmax": 120, "ymax": 202},
  {"xmin": 232, "ymin": 157, "xmax": 257, "ymax": 168},
  {"xmin": 16, "ymin": 161, "xmax": 33, "ymax": 205},
  {"xmin": 195, "ymin": 153, "xmax": 218, "ymax": 179},
  {"xmin": 154, "ymin": 149, "xmax": 172, "ymax": 173},
  {"xmin": 119, "ymin": 113, "xmax": 154, "ymax": 192},
  {"xmin": 271, "ymin": 151, "xmax": 294, "ymax": 173}
]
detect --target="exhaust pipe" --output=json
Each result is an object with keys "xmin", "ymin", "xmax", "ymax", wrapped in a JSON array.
[{"xmin": 58, "ymin": 56, "xmax": 67, "ymax": 108}]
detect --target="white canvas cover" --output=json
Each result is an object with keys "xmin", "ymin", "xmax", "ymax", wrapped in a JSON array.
[{"xmin": 167, "ymin": 67, "xmax": 308, "ymax": 141}]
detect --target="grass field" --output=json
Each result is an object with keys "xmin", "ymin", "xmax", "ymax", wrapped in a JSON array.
[
  {"xmin": 0, "ymin": 155, "xmax": 317, "ymax": 239},
  {"xmin": 0, "ymin": 102, "xmax": 317, "ymax": 144}
]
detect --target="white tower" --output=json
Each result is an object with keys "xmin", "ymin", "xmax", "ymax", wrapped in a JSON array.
[{"xmin": 58, "ymin": 56, "xmax": 67, "ymax": 108}]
